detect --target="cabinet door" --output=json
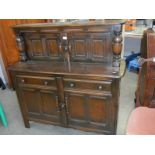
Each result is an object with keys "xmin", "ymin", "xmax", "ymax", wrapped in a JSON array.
[
  {"xmin": 20, "ymin": 87, "xmax": 61, "ymax": 125},
  {"xmin": 65, "ymin": 92, "xmax": 113, "ymax": 134},
  {"xmin": 25, "ymin": 33, "xmax": 62, "ymax": 60},
  {"xmin": 68, "ymin": 32, "xmax": 112, "ymax": 63}
]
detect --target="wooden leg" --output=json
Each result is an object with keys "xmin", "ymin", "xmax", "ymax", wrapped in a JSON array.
[{"xmin": 24, "ymin": 119, "xmax": 30, "ymax": 128}]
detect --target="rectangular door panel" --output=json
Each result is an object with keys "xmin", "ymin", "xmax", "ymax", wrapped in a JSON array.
[
  {"xmin": 20, "ymin": 87, "xmax": 41, "ymax": 115},
  {"xmin": 65, "ymin": 91, "xmax": 113, "ymax": 133},
  {"xmin": 25, "ymin": 33, "xmax": 61, "ymax": 60},
  {"xmin": 40, "ymin": 90, "xmax": 59, "ymax": 116},
  {"xmin": 68, "ymin": 32, "xmax": 89, "ymax": 61},
  {"xmin": 65, "ymin": 93, "xmax": 88, "ymax": 128},
  {"xmin": 90, "ymin": 32, "xmax": 112, "ymax": 62},
  {"xmin": 87, "ymin": 95, "xmax": 111, "ymax": 132}
]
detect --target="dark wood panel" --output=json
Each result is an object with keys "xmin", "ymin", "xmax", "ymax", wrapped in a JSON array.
[
  {"xmin": 46, "ymin": 39, "xmax": 59, "ymax": 57},
  {"xmin": 90, "ymin": 32, "xmax": 112, "ymax": 62},
  {"xmin": 40, "ymin": 90, "xmax": 60, "ymax": 123},
  {"xmin": 89, "ymin": 95, "xmax": 112, "ymax": 133},
  {"xmin": 20, "ymin": 87, "xmax": 41, "ymax": 115},
  {"xmin": 25, "ymin": 33, "xmax": 62, "ymax": 60},
  {"xmin": 68, "ymin": 32, "xmax": 112, "ymax": 62},
  {"xmin": 65, "ymin": 93, "xmax": 89, "ymax": 128},
  {"xmin": 65, "ymin": 91, "xmax": 113, "ymax": 133},
  {"xmin": 19, "ymin": 85, "xmax": 61, "ymax": 124},
  {"xmin": 69, "ymin": 32, "xmax": 88, "ymax": 61}
]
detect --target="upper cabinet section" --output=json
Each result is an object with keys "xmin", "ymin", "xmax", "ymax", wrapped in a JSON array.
[{"xmin": 13, "ymin": 20, "xmax": 125, "ymax": 66}]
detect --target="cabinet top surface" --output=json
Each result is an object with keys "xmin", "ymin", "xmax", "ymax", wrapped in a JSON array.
[
  {"xmin": 8, "ymin": 60, "xmax": 126, "ymax": 79},
  {"xmin": 13, "ymin": 20, "xmax": 125, "ymax": 29}
]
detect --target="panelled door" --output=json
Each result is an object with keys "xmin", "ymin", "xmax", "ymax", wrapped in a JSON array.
[
  {"xmin": 24, "ymin": 33, "xmax": 63, "ymax": 60},
  {"xmin": 64, "ymin": 92, "xmax": 113, "ymax": 134},
  {"xmin": 19, "ymin": 87, "xmax": 61, "ymax": 125},
  {"xmin": 68, "ymin": 31, "xmax": 112, "ymax": 63}
]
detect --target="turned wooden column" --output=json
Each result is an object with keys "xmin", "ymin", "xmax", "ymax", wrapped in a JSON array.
[
  {"xmin": 16, "ymin": 33, "xmax": 27, "ymax": 61},
  {"xmin": 112, "ymin": 25, "xmax": 123, "ymax": 67}
]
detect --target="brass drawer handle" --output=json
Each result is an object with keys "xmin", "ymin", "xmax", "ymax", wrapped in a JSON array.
[
  {"xmin": 44, "ymin": 81, "xmax": 48, "ymax": 85},
  {"xmin": 98, "ymin": 85, "xmax": 103, "ymax": 90},
  {"xmin": 70, "ymin": 83, "xmax": 75, "ymax": 88}
]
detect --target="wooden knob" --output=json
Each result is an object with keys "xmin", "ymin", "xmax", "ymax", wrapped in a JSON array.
[
  {"xmin": 21, "ymin": 79, "xmax": 25, "ymax": 83},
  {"xmin": 70, "ymin": 83, "xmax": 75, "ymax": 87},
  {"xmin": 44, "ymin": 81, "xmax": 48, "ymax": 85},
  {"xmin": 98, "ymin": 85, "xmax": 103, "ymax": 90}
]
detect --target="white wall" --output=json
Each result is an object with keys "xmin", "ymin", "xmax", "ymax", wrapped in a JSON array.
[{"xmin": 0, "ymin": 51, "xmax": 8, "ymax": 84}]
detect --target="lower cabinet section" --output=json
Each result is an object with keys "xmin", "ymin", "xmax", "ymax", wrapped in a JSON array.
[
  {"xmin": 65, "ymin": 92, "xmax": 113, "ymax": 134},
  {"xmin": 15, "ymin": 74, "xmax": 119, "ymax": 134}
]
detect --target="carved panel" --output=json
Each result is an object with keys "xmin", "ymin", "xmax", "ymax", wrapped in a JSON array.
[
  {"xmin": 26, "ymin": 34, "xmax": 47, "ymax": 58},
  {"xmin": 21, "ymin": 87, "xmax": 41, "ymax": 115},
  {"xmin": 20, "ymin": 85, "xmax": 60, "ymax": 123},
  {"xmin": 45, "ymin": 33, "xmax": 61, "ymax": 59},
  {"xmin": 46, "ymin": 39, "xmax": 59, "ymax": 57},
  {"xmin": 25, "ymin": 33, "xmax": 61, "ymax": 59},
  {"xmin": 88, "ymin": 96, "xmax": 107, "ymax": 123},
  {"xmin": 67, "ymin": 93, "xmax": 86, "ymax": 120},
  {"xmin": 69, "ymin": 32, "xmax": 88, "ymax": 61},
  {"xmin": 88, "ymin": 95, "xmax": 111, "ymax": 131},
  {"xmin": 90, "ymin": 32, "xmax": 112, "ymax": 62},
  {"xmin": 65, "ymin": 91, "xmax": 112, "ymax": 133},
  {"xmin": 40, "ymin": 90, "xmax": 58, "ymax": 116},
  {"xmin": 31, "ymin": 39, "xmax": 44, "ymax": 56},
  {"xmin": 74, "ymin": 40, "xmax": 87, "ymax": 58},
  {"xmin": 69, "ymin": 32, "xmax": 112, "ymax": 62}
]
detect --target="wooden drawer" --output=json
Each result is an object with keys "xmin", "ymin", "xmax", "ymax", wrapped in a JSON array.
[
  {"xmin": 63, "ymin": 78, "xmax": 112, "ymax": 93},
  {"xmin": 16, "ymin": 75, "xmax": 56, "ymax": 87}
]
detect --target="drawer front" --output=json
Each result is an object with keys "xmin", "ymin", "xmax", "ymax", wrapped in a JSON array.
[
  {"xmin": 63, "ymin": 78, "xmax": 112, "ymax": 93},
  {"xmin": 17, "ymin": 75, "xmax": 56, "ymax": 87}
]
